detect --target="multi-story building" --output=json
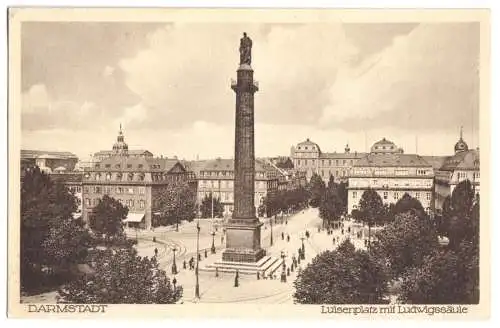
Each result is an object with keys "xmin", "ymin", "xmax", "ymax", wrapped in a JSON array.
[
  {"xmin": 434, "ymin": 130, "xmax": 480, "ymax": 212},
  {"xmin": 82, "ymin": 156, "xmax": 193, "ymax": 229},
  {"xmin": 188, "ymin": 158, "xmax": 280, "ymax": 217},
  {"xmin": 81, "ymin": 127, "xmax": 194, "ymax": 229},
  {"xmin": 290, "ymin": 138, "xmax": 367, "ymax": 183},
  {"xmin": 21, "ymin": 150, "xmax": 78, "ymax": 173},
  {"xmin": 347, "ymin": 138, "xmax": 434, "ymax": 214}
]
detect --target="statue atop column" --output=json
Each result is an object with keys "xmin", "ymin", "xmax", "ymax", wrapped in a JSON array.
[{"xmin": 239, "ymin": 32, "xmax": 252, "ymax": 65}]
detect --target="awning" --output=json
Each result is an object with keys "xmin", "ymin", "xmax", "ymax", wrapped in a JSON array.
[{"xmin": 123, "ymin": 213, "xmax": 145, "ymax": 223}]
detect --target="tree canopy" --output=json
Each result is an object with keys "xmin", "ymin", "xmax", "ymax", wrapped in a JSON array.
[
  {"xmin": 319, "ymin": 180, "xmax": 344, "ymax": 226},
  {"xmin": 200, "ymin": 193, "xmax": 224, "ymax": 218},
  {"xmin": 373, "ymin": 212, "xmax": 439, "ymax": 278},
  {"xmin": 308, "ymin": 173, "xmax": 325, "ymax": 208},
  {"xmin": 155, "ymin": 181, "xmax": 197, "ymax": 226},
  {"xmin": 21, "ymin": 167, "xmax": 92, "ymax": 292},
  {"xmin": 355, "ymin": 189, "xmax": 385, "ymax": 227},
  {"xmin": 57, "ymin": 248, "xmax": 182, "ymax": 304},
  {"xmin": 392, "ymin": 193, "xmax": 425, "ymax": 217},
  {"xmin": 293, "ymin": 239, "xmax": 389, "ymax": 304},
  {"xmin": 89, "ymin": 194, "xmax": 128, "ymax": 243}
]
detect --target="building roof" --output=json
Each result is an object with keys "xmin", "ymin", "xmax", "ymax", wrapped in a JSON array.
[
  {"xmin": 370, "ymin": 138, "xmax": 402, "ymax": 154},
  {"xmin": 93, "ymin": 149, "xmax": 153, "ymax": 156},
  {"xmin": 295, "ymin": 138, "xmax": 321, "ymax": 152},
  {"xmin": 421, "ymin": 156, "xmax": 449, "ymax": 170},
  {"xmin": 21, "ymin": 150, "xmax": 78, "ymax": 160},
  {"xmin": 354, "ymin": 153, "xmax": 432, "ymax": 168},
  {"xmin": 88, "ymin": 156, "xmax": 185, "ymax": 173},
  {"xmin": 187, "ymin": 158, "xmax": 280, "ymax": 178},
  {"xmin": 320, "ymin": 152, "xmax": 368, "ymax": 159},
  {"xmin": 50, "ymin": 172, "xmax": 83, "ymax": 184},
  {"xmin": 439, "ymin": 149, "xmax": 479, "ymax": 171}
]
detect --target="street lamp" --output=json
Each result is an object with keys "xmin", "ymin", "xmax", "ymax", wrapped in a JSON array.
[
  {"xmin": 211, "ymin": 231, "xmax": 216, "ymax": 254},
  {"xmin": 195, "ymin": 221, "xmax": 200, "ymax": 299},
  {"xmin": 300, "ymin": 236, "xmax": 306, "ymax": 260},
  {"xmin": 270, "ymin": 217, "xmax": 273, "ymax": 246},
  {"xmin": 171, "ymin": 247, "xmax": 177, "ymax": 275}
]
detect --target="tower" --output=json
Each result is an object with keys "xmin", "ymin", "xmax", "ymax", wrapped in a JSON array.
[
  {"xmin": 222, "ymin": 33, "xmax": 265, "ymax": 263},
  {"xmin": 112, "ymin": 123, "xmax": 129, "ymax": 156},
  {"xmin": 454, "ymin": 125, "xmax": 469, "ymax": 154}
]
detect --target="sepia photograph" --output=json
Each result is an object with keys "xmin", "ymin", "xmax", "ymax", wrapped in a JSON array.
[{"xmin": 7, "ymin": 7, "xmax": 490, "ymax": 319}]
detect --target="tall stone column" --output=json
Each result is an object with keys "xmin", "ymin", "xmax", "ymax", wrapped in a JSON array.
[{"xmin": 222, "ymin": 33, "xmax": 265, "ymax": 263}]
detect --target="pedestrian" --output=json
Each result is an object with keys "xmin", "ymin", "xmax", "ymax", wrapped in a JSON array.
[
  {"xmin": 337, "ymin": 236, "xmax": 340, "ymax": 243},
  {"xmin": 341, "ymin": 229, "xmax": 344, "ymax": 235},
  {"xmin": 287, "ymin": 234, "xmax": 290, "ymax": 242},
  {"xmin": 154, "ymin": 247, "xmax": 158, "ymax": 257},
  {"xmin": 205, "ymin": 249, "xmax": 208, "ymax": 258},
  {"xmin": 234, "ymin": 270, "xmax": 239, "ymax": 287},
  {"xmin": 198, "ymin": 253, "xmax": 202, "ymax": 261},
  {"xmin": 183, "ymin": 260, "xmax": 187, "ymax": 270},
  {"xmin": 257, "ymin": 271, "xmax": 260, "ymax": 280},
  {"xmin": 153, "ymin": 236, "xmax": 156, "ymax": 243},
  {"xmin": 287, "ymin": 268, "xmax": 290, "ymax": 276},
  {"xmin": 281, "ymin": 232, "xmax": 284, "ymax": 240},
  {"xmin": 333, "ymin": 237, "xmax": 336, "ymax": 244},
  {"xmin": 348, "ymin": 227, "xmax": 351, "ymax": 233},
  {"xmin": 221, "ymin": 235, "xmax": 224, "ymax": 244},
  {"xmin": 215, "ymin": 267, "xmax": 219, "ymax": 277}
]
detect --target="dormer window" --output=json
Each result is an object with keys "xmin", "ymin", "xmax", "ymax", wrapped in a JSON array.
[
  {"xmin": 138, "ymin": 164, "xmax": 143, "ymax": 169},
  {"xmin": 95, "ymin": 164, "xmax": 100, "ymax": 168},
  {"xmin": 115, "ymin": 164, "xmax": 121, "ymax": 169},
  {"xmin": 95, "ymin": 173, "xmax": 101, "ymax": 181},
  {"xmin": 127, "ymin": 164, "xmax": 132, "ymax": 169},
  {"xmin": 128, "ymin": 173, "xmax": 134, "ymax": 181},
  {"xmin": 105, "ymin": 164, "xmax": 111, "ymax": 168},
  {"xmin": 139, "ymin": 173, "xmax": 145, "ymax": 181},
  {"xmin": 116, "ymin": 173, "xmax": 123, "ymax": 180},
  {"xmin": 106, "ymin": 173, "xmax": 112, "ymax": 180}
]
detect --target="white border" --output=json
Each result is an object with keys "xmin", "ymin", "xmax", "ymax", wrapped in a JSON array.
[{"xmin": 1, "ymin": 1, "xmax": 498, "ymax": 328}]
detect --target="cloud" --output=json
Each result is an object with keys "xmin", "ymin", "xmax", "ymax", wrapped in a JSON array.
[
  {"xmin": 319, "ymin": 23, "xmax": 479, "ymax": 133},
  {"xmin": 118, "ymin": 23, "xmax": 359, "ymax": 129}
]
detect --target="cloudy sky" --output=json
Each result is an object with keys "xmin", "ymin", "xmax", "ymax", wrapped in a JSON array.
[{"xmin": 21, "ymin": 21, "xmax": 479, "ymax": 160}]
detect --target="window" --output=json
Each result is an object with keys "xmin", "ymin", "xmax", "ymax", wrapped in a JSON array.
[
  {"xmin": 105, "ymin": 164, "xmax": 111, "ymax": 168},
  {"xmin": 426, "ymin": 193, "xmax": 431, "ymax": 201},
  {"xmin": 394, "ymin": 192, "xmax": 400, "ymax": 200},
  {"xmin": 116, "ymin": 187, "xmax": 122, "ymax": 194},
  {"xmin": 95, "ymin": 174, "xmax": 101, "ymax": 181},
  {"xmin": 84, "ymin": 186, "xmax": 89, "ymax": 193},
  {"xmin": 127, "ymin": 164, "xmax": 132, "ymax": 168},
  {"xmin": 106, "ymin": 173, "xmax": 112, "ymax": 180},
  {"xmin": 329, "ymin": 160, "xmax": 332, "ymax": 165},
  {"xmin": 312, "ymin": 160, "xmax": 315, "ymax": 165},
  {"xmin": 138, "ymin": 164, "xmax": 143, "ymax": 169},
  {"xmin": 305, "ymin": 146, "xmax": 308, "ymax": 150},
  {"xmin": 95, "ymin": 186, "xmax": 102, "ymax": 194},
  {"xmin": 336, "ymin": 160, "xmax": 339, "ymax": 165},
  {"xmin": 85, "ymin": 198, "xmax": 91, "ymax": 206},
  {"xmin": 139, "ymin": 187, "xmax": 145, "ymax": 195},
  {"xmin": 95, "ymin": 164, "xmax": 100, "ymax": 168},
  {"xmin": 335, "ymin": 170, "xmax": 339, "ymax": 177},
  {"xmin": 128, "ymin": 188, "xmax": 134, "ymax": 194},
  {"xmin": 115, "ymin": 164, "xmax": 121, "ymax": 169},
  {"xmin": 322, "ymin": 160, "xmax": 325, "ymax": 165},
  {"xmin": 128, "ymin": 173, "xmax": 134, "ymax": 181},
  {"xmin": 383, "ymin": 191, "xmax": 388, "ymax": 200},
  {"xmin": 139, "ymin": 200, "xmax": 145, "ymax": 209},
  {"xmin": 343, "ymin": 160, "xmax": 346, "ymax": 165},
  {"xmin": 353, "ymin": 192, "xmax": 357, "ymax": 199}
]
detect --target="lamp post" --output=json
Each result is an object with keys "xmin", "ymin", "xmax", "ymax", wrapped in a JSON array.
[
  {"xmin": 270, "ymin": 217, "xmax": 273, "ymax": 246},
  {"xmin": 211, "ymin": 231, "xmax": 216, "ymax": 254},
  {"xmin": 280, "ymin": 251, "xmax": 287, "ymax": 283},
  {"xmin": 171, "ymin": 247, "xmax": 177, "ymax": 275},
  {"xmin": 195, "ymin": 221, "xmax": 200, "ymax": 299},
  {"xmin": 300, "ymin": 236, "xmax": 305, "ymax": 259}
]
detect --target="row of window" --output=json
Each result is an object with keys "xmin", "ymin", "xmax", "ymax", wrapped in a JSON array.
[
  {"xmin": 199, "ymin": 171, "xmax": 267, "ymax": 179},
  {"xmin": 95, "ymin": 163, "xmax": 145, "ymax": 169},
  {"xmin": 296, "ymin": 159, "xmax": 354, "ymax": 167},
  {"xmin": 199, "ymin": 180, "xmax": 276, "ymax": 189},
  {"xmin": 84, "ymin": 172, "xmax": 184, "ymax": 182},
  {"xmin": 84, "ymin": 186, "xmax": 146, "ymax": 195},
  {"xmin": 352, "ymin": 191, "xmax": 431, "ymax": 201},
  {"xmin": 457, "ymin": 171, "xmax": 480, "ymax": 180},
  {"xmin": 85, "ymin": 197, "xmax": 145, "ymax": 209},
  {"xmin": 319, "ymin": 169, "xmax": 347, "ymax": 177}
]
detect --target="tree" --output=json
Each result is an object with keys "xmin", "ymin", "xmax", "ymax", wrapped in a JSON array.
[
  {"xmin": 89, "ymin": 195, "xmax": 128, "ymax": 244},
  {"xmin": 294, "ymin": 239, "xmax": 388, "ymax": 304},
  {"xmin": 400, "ymin": 180, "xmax": 480, "ymax": 304},
  {"xmin": 57, "ymin": 248, "xmax": 182, "ymax": 304},
  {"xmin": 373, "ymin": 212, "xmax": 439, "ymax": 278},
  {"xmin": 392, "ymin": 193, "xmax": 425, "ymax": 217},
  {"xmin": 319, "ymin": 183, "xmax": 343, "ymax": 228},
  {"xmin": 399, "ymin": 245, "xmax": 479, "ymax": 304},
  {"xmin": 308, "ymin": 173, "xmax": 325, "ymax": 208},
  {"xmin": 200, "ymin": 193, "xmax": 224, "ymax": 218},
  {"xmin": 337, "ymin": 181, "xmax": 348, "ymax": 215},
  {"xmin": 355, "ymin": 189, "xmax": 385, "ymax": 249},
  {"xmin": 156, "ymin": 181, "xmax": 197, "ymax": 228},
  {"xmin": 21, "ymin": 167, "xmax": 92, "ymax": 292},
  {"xmin": 440, "ymin": 180, "xmax": 478, "ymax": 250}
]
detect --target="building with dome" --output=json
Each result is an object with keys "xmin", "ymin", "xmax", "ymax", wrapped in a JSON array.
[
  {"xmin": 347, "ymin": 138, "xmax": 434, "ymax": 214},
  {"xmin": 93, "ymin": 125, "xmax": 153, "ymax": 162},
  {"xmin": 434, "ymin": 128, "xmax": 480, "ymax": 211},
  {"xmin": 290, "ymin": 138, "xmax": 367, "ymax": 183}
]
